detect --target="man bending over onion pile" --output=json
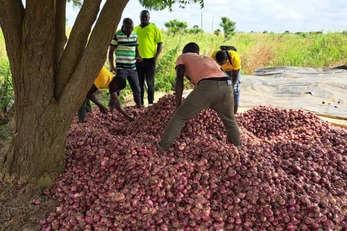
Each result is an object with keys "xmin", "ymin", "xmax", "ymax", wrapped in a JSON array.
[
  {"xmin": 78, "ymin": 67, "xmax": 134, "ymax": 122},
  {"xmin": 158, "ymin": 42, "xmax": 241, "ymax": 152},
  {"xmin": 211, "ymin": 45, "xmax": 242, "ymax": 114}
]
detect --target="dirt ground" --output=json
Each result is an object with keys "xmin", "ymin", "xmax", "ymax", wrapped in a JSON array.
[
  {"xmin": 0, "ymin": 120, "xmax": 57, "ymax": 231},
  {"xmin": 0, "ymin": 182, "xmax": 56, "ymax": 231}
]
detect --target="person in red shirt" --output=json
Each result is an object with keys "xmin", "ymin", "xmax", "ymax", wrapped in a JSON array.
[{"xmin": 157, "ymin": 42, "xmax": 241, "ymax": 152}]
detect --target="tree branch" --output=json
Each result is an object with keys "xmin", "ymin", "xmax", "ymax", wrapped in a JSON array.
[
  {"xmin": 20, "ymin": 0, "xmax": 56, "ymax": 105},
  {"xmin": 54, "ymin": 0, "xmax": 67, "ymax": 73},
  {"xmin": 61, "ymin": 0, "xmax": 129, "ymax": 110},
  {"xmin": 55, "ymin": 0, "xmax": 102, "ymax": 99},
  {"xmin": 0, "ymin": 0, "xmax": 24, "ymax": 94}
]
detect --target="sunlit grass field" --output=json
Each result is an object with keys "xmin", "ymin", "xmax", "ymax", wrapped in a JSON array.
[
  {"xmin": 1, "ymin": 29, "xmax": 346, "ymax": 103},
  {"xmin": 154, "ymin": 31, "xmax": 347, "ymax": 92}
]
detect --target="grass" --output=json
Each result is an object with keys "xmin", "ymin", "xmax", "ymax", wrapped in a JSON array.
[
  {"xmin": 0, "ymin": 121, "xmax": 12, "ymax": 141},
  {"xmin": 158, "ymin": 32, "xmax": 347, "ymax": 75},
  {"xmin": 1, "ymin": 29, "xmax": 347, "ymax": 108}
]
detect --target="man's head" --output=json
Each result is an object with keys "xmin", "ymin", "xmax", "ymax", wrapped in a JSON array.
[
  {"xmin": 182, "ymin": 42, "xmax": 200, "ymax": 54},
  {"xmin": 215, "ymin": 50, "xmax": 228, "ymax": 65},
  {"xmin": 140, "ymin": 10, "xmax": 150, "ymax": 26},
  {"xmin": 122, "ymin": 18, "xmax": 134, "ymax": 36}
]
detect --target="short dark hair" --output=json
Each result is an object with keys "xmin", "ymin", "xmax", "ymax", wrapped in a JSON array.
[
  {"xmin": 123, "ymin": 18, "xmax": 133, "ymax": 25},
  {"xmin": 140, "ymin": 10, "xmax": 150, "ymax": 16},
  {"xmin": 216, "ymin": 50, "xmax": 227, "ymax": 63},
  {"xmin": 182, "ymin": 42, "xmax": 200, "ymax": 54}
]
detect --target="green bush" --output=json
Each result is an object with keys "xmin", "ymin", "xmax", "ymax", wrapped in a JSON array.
[{"xmin": 0, "ymin": 59, "xmax": 14, "ymax": 113}]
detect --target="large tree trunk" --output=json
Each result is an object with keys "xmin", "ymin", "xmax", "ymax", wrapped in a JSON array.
[
  {"xmin": 0, "ymin": 0, "xmax": 72, "ymax": 186},
  {"xmin": 0, "ymin": 0, "xmax": 128, "ymax": 188},
  {"xmin": 2, "ymin": 106, "xmax": 73, "ymax": 186}
]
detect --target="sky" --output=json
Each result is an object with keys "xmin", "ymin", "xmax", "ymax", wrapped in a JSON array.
[{"xmin": 66, "ymin": 0, "xmax": 347, "ymax": 33}]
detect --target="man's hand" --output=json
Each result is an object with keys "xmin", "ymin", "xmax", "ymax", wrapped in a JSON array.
[
  {"xmin": 135, "ymin": 56, "xmax": 142, "ymax": 62},
  {"xmin": 175, "ymin": 64, "xmax": 185, "ymax": 109},
  {"xmin": 125, "ymin": 115, "xmax": 135, "ymax": 121},
  {"xmin": 99, "ymin": 106, "xmax": 108, "ymax": 114}
]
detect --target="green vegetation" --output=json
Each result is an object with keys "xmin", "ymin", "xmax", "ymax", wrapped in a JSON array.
[
  {"xmin": 219, "ymin": 17, "xmax": 236, "ymax": 40},
  {"xmin": 164, "ymin": 20, "xmax": 204, "ymax": 35},
  {"xmin": 0, "ymin": 30, "xmax": 14, "ymax": 116},
  {"xmin": 0, "ymin": 60, "xmax": 13, "ymax": 112},
  {"xmin": 1, "ymin": 29, "xmax": 346, "ymax": 110},
  {"xmin": 164, "ymin": 19, "xmax": 188, "ymax": 35},
  {"xmin": 153, "ymin": 31, "xmax": 347, "ymax": 93}
]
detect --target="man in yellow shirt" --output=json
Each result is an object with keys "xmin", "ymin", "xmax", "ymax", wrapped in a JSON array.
[
  {"xmin": 212, "ymin": 46, "xmax": 241, "ymax": 114},
  {"xmin": 78, "ymin": 67, "xmax": 134, "ymax": 122},
  {"xmin": 134, "ymin": 10, "xmax": 163, "ymax": 106}
]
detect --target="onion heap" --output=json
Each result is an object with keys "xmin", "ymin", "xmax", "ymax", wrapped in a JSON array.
[{"xmin": 40, "ymin": 95, "xmax": 346, "ymax": 230}]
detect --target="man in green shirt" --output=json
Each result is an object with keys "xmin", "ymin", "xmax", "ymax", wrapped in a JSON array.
[
  {"xmin": 109, "ymin": 18, "xmax": 142, "ymax": 109},
  {"xmin": 134, "ymin": 10, "xmax": 163, "ymax": 106}
]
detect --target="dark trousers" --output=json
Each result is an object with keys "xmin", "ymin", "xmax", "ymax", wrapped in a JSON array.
[
  {"xmin": 78, "ymin": 99, "xmax": 92, "ymax": 122},
  {"xmin": 108, "ymin": 69, "xmax": 141, "ymax": 108},
  {"xmin": 118, "ymin": 69, "xmax": 141, "ymax": 104},
  {"xmin": 136, "ymin": 58, "xmax": 156, "ymax": 105},
  {"xmin": 159, "ymin": 80, "xmax": 240, "ymax": 149}
]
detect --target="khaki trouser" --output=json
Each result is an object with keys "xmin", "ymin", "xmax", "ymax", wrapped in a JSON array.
[{"xmin": 159, "ymin": 79, "xmax": 241, "ymax": 150}]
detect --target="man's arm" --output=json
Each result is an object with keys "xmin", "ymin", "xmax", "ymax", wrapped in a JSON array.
[
  {"xmin": 109, "ymin": 91, "xmax": 134, "ymax": 121},
  {"xmin": 175, "ymin": 64, "xmax": 185, "ymax": 109},
  {"xmin": 154, "ymin": 42, "xmax": 163, "ymax": 62},
  {"xmin": 135, "ymin": 46, "xmax": 142, "ymax": 62},
  {"xmin": 231, "ymin": 69, "xmax": 240, "ymax": 87},
  {"xmin": 108, "ymin": 45, "xmax": 117, "ymax": 73},
  {"xmin": 87, "ymin": 85, "xmax": 108, "ymax": 114},
  {"xmin": 230, "ymin": 50, "xmax": 241, "ymax": 86},
  {"xmin": 108, "ymin": 79, "xmax": 134, "ymax": 121}
]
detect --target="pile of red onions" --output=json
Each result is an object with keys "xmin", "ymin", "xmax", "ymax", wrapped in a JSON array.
[{"xmin": 40, "ymin": 95, "xmax": 346, "ymax": 230}]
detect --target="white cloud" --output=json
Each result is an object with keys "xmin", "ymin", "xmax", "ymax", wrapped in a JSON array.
[{"xmin": 66, "ymin": 0, "xmax": 347, "ymax": 33}]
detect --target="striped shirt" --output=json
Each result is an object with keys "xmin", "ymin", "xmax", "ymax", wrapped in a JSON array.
[{"xmin": 110, "ymin": 30, "xmax": 138, "ymax": 70}]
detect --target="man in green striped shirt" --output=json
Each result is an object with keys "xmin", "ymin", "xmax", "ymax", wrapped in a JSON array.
[{"xmin": 109, "ymin": 18, "xmax": 142, "ymax": 108}]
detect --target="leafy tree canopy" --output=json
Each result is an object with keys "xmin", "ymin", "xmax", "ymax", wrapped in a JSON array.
[
  {"xmin": 164, "ymin": 19, "xmax": 188, "ymax": 35},
  {"xmin": 67, "ymin": 0, "xmax": 204, "ymax": 11},
  {"xmin": 220, "ymin": 16, "xmax": 236, "ymax": 40},
  {"xmin": 67, "ymin": 0, "xmax": 82, "ymax": 7},
  {"xmin": 139, "ymin": 0, "xmax": 204, "ymax": 11}
]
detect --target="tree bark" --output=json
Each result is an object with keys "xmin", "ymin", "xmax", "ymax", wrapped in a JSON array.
[
  {"xmin": 0, "ymin": 0, "xmax": 129, "ymax": 188},
  {"xmin": 2, "ymin": 106, "xmax": 71, "ymax": 186}
]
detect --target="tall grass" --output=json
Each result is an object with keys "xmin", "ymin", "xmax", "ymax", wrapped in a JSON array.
[
  {"xmin": 152, "ymin": 31, "xmax": 347, "ymax": 92},
  {"xmin": 156, "ymin": 32, "xmax": 347, "ymax": 76},
  {"xmin": 0, "ymin": 29, "xmax": 14, "ymax": 114},
  {"xmin": 0, "ymin": 29, "xmax": 346, "ymax": 102}
]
